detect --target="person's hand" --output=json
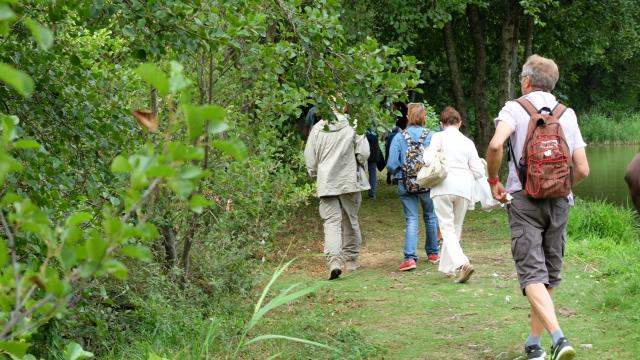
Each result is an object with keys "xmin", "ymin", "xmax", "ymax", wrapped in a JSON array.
[{"xmin": 490, "ymin": 182, "xmax": 508, "ymax": 203}]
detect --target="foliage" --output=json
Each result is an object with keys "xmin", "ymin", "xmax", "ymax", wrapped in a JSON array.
[
  {"xmin": 0, "ymin": 0, "xmax": 422, "ymax": 357},
  {"xmin": 567, "ymin": 200, "xmax": 640, "ymax": 312},
  {"xmin": 578, "ymin": 112, "xmax": 640, "ymax": 144}
]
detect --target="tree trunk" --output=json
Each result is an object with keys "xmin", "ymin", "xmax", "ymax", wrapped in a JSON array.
[
  {"xmin": 466, "ymin": 4, "xmax": 491, "ymax": 155},
  {"xmin": 497, "ymin": 0, "xmax": 519, "ymax": 109},
  {"xmin": 160, "ymin": 225, "xmax": 177, "ymax": 268},
  {"xmin": 149, "ymin": 86, "xmax": 157, "ymax": 114},
  {"xmin": 509, "ymin": 4, "xmax": 521, "ymax": 100},
  {"xmin": 525, "ymin": 15, "xmax": 534, "ymax": 60},
  {"xmin": 443, "ymin": 21, "xmax": 469, "ymax": 134}
]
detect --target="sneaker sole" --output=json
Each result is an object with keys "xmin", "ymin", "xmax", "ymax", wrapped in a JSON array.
[
  {"xmin": 528, "ymin": 352, "xmax": 546, "ymax": 360},
  {"xmin": 329, "ymin": 268, "xmax": 342, "ymax": 280},
  {"xmin": 554, "ymin": 346, "xmax": 576, "ymax": 360},
  {"xmin": 428, "ymin": 259, "xmax": 440, "ymax": 264},
  {"xmin": 399, "ymin": 264, "xmax": 416, "ymax": 271}
]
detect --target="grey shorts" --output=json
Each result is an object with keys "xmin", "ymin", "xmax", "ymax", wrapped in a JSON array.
[{"xmin": 507, "ymin": 191, "xmax": 570, "ymax": 295}]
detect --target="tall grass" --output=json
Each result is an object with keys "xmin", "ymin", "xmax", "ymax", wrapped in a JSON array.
[
  {"xmin": 579, "ymin": 112, "xmax": 640, "ymax": 144},
  {"xmin": 567, "ymin": 200, "xmax": 640, "ymax": 311}
]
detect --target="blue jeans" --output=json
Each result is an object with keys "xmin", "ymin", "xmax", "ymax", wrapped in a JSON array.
[
  {"xmin": 397, "ymin": 181, "xmax": 439, "ymax": 260},
  {"xmin": 367, "ymin": 162, "xmax": 377, "ymax": 198}
]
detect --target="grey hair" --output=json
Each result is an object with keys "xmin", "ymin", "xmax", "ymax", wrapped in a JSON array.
[{"xmin": 521, "ymin": 54, "xmax": 559, "ymax": 92}]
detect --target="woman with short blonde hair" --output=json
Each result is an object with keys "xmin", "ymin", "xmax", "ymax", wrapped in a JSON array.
[
  {"xmin": 386, "ymin": 102, "xmax": 439, "ymax": 271},
  {"xmin": 407, "ymin": 103, "xmax": 426, "ymax": 127}
]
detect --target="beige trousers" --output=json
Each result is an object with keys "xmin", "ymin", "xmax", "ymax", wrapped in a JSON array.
[
  {"xmin": 433, "ymin": 194, "xmax": 470, "ymax": 274},
  {"xmin": 319, "ymin": 192, "xmax": 362, "ymax": 269}
]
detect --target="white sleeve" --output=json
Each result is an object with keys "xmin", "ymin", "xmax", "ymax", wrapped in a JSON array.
[{"xmin": 495, "ymin": 101, "xmax": 518, "ymax": 132}]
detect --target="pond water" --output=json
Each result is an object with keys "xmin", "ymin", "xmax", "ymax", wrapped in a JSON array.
[{"xmin": 573, "ymin": 145, "xmax": 639, "ymax": 207}]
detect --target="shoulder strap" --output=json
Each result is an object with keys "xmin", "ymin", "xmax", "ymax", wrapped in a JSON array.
[
  {"xmin": 417, "ymin": 128, "xmax": 429, "ymax": 145},
  {"xmin": 551, "ymin": 102, "xmax": 568, "ymax": 119},
  {"xmin": 515, "ymin": 97, "xmax": 538, "ymax": 116},
  {"xmin": 401, "ymin": 129, "xmax": 412, "ymax": 145}
]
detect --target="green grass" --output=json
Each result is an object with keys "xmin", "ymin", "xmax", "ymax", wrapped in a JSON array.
[
  {"xmin": 269, "ymin": 182, "xmax": 640, "ymax": 359},
  {"xmin": 580, "ymin": 112, "xmax": 640, "ymax": 144},
  {"xmin": 93, "ymin": 183, "xmax": 640, "ymax": 359}
]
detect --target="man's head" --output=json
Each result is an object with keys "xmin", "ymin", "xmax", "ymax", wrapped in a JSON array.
[
  {"xmin": 407, "ymin": 103, "xmax": 426, "ymax": 127},
  {"xmin": 520, "ymin": 54, "xmax": 559, "ymax": 95}
]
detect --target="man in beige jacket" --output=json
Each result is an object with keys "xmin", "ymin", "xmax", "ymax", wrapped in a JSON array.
[{"xmin": 304, "ymin": 110, "xmax": 370, "ymax": 280}]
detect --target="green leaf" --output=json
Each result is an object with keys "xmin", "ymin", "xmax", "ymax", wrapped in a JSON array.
[
  {"xmin": 168, "ymin": 61, "xmax": 190, "ymax": 94},
  {"xmin": 212, "ymin": 139, "xmax": 248, "ymax": 161},
  {"xmin": 183, "ymin": 104, "xmax": 228, "ymax": 139},
  {"xmin": 111, "ymin": 155, "xmax": 132, "ymax": 173},
  {"xmin": 102, "ymin": 259, "xmax": 128, "ymax": 280},
  {"xmin": 86, "ymin": 236, "xmax": 107, "ymax": 262},
  {"xmin": 169, "ymin": 179, "xmax": 195, "ymax": 199},
  {"xmin": 148, "ymin": 353, "xmax": 168, "ymax": 360},
  {"xmin": 0, "ymin": 4, "xmax": 16, "ymax": 22},
  {"xmin": 135, "ymin": 64, "xmax": 169, "ymax": 96},
  {"xmin": 0, "ymin": 63, "xmax": 34, "ymax": 97},
  {"xmin": 66, "ymin": 212, "xmax": 92, "ymax": 226},
  {"xmin": 13, "ymin": 139, "xmax": 40, "ymax": 149},
  {"xmin": 24, "ymin": 18, "xmax": 53, "ymax": 50},
  {"xmin": 188, "ymin": 194, "xmax": 212, "ymax": 214},
  {"xmin": 243, "ymin": 334, "xmax": 335, "ymax": 351},
  {"xmin": 0, "ymin": 341, "xmax": 31, "ymax": 357},
  {"xmin": 121, "ymin": 245, "xmax": 152, "ymax": 262},
  {"xmin": 179, "ymin": 166, "xmax": 203, "ymax": 180},
  {"xmin": 146, "ymin": 165, "xmax": 176, "ymax": 178},
  {"xmin": 63, "ymin": 342, "xmax": 94, "ymax": 360},
  {"xmin": 183, "ymin": 105, "xmax": 205, "ymax": 140},
  {"xmin": 1, "ymin": 192, "xmax": 21, "ymax": 206}
]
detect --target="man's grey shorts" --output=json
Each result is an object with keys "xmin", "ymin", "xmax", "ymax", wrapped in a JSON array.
[{"xmin": 507, "ymin": 191, "xmax": 570, "ymax": 295}]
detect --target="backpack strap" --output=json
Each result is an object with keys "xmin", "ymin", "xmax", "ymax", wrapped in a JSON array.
[
  {"xmin": 417, "ymin": 128, "xmax": 429, "ymax": 145},
  {"xmin": 401, "ymin": 129, "xmax": 412, "ymax": 145},
  {"xmin": 515, "ymin": 97, "xmax": 538, "ymax": 116},
  {"xmin": 551, "ymin": 102, "xmax": 568, "ymax": 119}
]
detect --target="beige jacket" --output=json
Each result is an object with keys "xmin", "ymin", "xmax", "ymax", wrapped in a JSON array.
[{"xmin": 304, "ymin": 114, "xmax": 370, "ymax": 197}]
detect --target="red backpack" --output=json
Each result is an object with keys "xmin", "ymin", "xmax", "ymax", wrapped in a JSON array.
[{"xmin": 512, "ymin": 97, "xmax": 573, "ymax": 199}]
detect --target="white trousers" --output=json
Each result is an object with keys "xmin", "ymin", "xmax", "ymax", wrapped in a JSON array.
[{"xmin": 433, "ymin": 194, "xmax": 469, "ymax": 274}]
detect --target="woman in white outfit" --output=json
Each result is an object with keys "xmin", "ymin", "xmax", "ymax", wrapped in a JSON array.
[{"xmin": 425, "ymin": 107, "xmax": 484, "ymax": 283}]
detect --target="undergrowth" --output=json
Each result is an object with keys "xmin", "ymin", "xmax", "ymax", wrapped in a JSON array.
[
  {"xmin": 567, "ymin": 199, "xmax": 640, "ymax": 312},
  {"xmin": 579, "ymin": 112, "xmax": 640, "ymax": 144}
]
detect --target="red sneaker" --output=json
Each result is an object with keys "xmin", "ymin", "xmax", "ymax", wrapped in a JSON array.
[
  {"xmin": 427, "ymin": 254, "xmax": 440, "ymax": 264},
  {"xmin": 399, "ymin": 259, "xmax": 416, "ymax": 271}
]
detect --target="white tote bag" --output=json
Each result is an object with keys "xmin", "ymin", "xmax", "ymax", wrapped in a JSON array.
[{"xmin": 417, "ymin": 134, "xmax": 447, "ymax": 188}]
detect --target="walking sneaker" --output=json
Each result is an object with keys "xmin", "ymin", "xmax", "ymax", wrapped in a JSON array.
[
  {"xmin": 525, "ymin": 344, "xmax": 546, "ymax": 360},
  {"xmin": 550, "ymin": 337, "xmax": 576, "ymax": 360},
  {"xmin": 398, "ymin": 259, "xmax": 416, "ymax": 271},
  {"xmin": 455, "ymin": 262, "xmax": 474, "ymax": 283},
  {"xmin": 328, "ymin": 267, "xmax": 342, "ymax": 280},
  {"xmin": 427, "ymin": 254, "xmax": 440, "ymax": 264},
  {"xmin": 346, "ymin": 260, "xmax": 360, "ymax": 272}
]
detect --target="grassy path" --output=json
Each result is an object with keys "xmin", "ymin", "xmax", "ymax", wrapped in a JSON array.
[{"xmin": 268, "ymin": 183, "xmax": 638, "ymax": 359}]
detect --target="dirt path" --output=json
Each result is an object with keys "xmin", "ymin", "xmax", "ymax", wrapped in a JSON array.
[{"xmin": 279, "ymin": 184, "xmax": 635, "ymax": 359}]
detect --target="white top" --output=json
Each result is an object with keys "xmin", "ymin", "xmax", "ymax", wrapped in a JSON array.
[
  {"xmin": 495, "ymin": 91, "xmax": 587, "ymax": 194},
  {"xmin": 425, "ymin": 127, "xmax": 485, "ymax": 201}
]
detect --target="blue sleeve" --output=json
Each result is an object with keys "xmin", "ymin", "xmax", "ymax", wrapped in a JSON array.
[{"xmin": 386, "ymin": 134, "xmax": 402, "ymax": 174}]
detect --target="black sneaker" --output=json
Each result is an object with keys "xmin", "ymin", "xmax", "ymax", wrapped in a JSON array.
[
  {"xmin": 525, "ymin": 344, "xmax": 546, "ymax": 360},
  {"xmin": 328, "ymin": 268, "xmax": 341, "ymax": 280},
  {"xmin": 550, "ymin": 337, "xmax": 576, "ymax": 360}
]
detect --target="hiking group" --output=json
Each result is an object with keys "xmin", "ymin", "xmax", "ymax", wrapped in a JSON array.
[{"xmin": 304, "ymin": 54, "xmax": 590, "ymax": 360}]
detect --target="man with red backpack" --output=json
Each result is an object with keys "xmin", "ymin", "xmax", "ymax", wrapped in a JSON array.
[{"xmin": 486, "ymin": 55, "xmax": 590, "ymax": 360}]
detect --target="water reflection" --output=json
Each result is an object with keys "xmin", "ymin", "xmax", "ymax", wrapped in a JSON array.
[{"xmin": 573, "ymin": 145, "xmax": 639, "ymax": 207}]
